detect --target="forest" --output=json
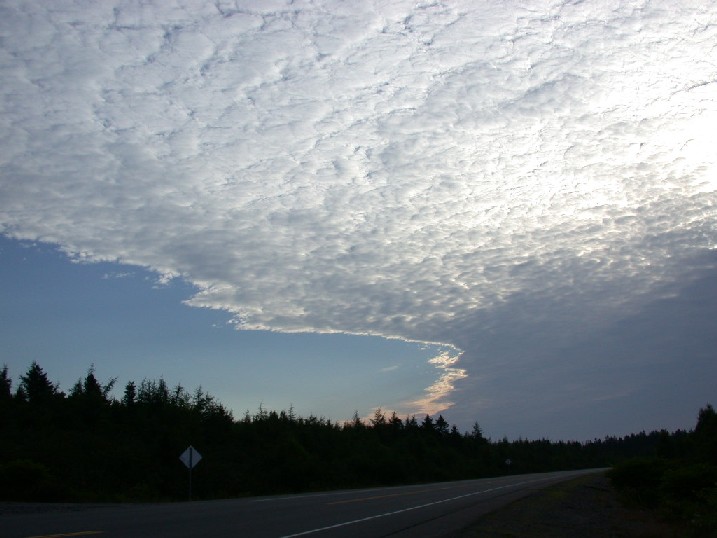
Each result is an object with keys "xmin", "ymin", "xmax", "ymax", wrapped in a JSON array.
[{"xmin": 1, "ymin": 361, "xmax": 714, "ymax": 513}]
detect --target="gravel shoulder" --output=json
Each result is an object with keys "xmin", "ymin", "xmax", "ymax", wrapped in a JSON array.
[{"xmin": 457, "ymin": 472, "xmax": 680, "ymax": 538}]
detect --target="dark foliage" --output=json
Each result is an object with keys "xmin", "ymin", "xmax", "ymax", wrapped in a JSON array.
[
  {"xmin": 608, "ymin": 405, "xmax": 717, "ymax": 536},
  {"xmin": 1, "ymin": 362, "xmax": 711, "ymax": 505}
]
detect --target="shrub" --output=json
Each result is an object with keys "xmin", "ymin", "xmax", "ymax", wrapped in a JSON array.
[
  {"xmin": 0, "ymin": 459, "xmax": 68, "ymax": 501},
  {"xmin": 661, "ymin": 463, "xmax": 717, "ymax": 502},
  {"xmin": 660, "ymin": 463, "xmax": 717, "ymax": 526},
  {"xmin": 608, "ymin": 458, "xmax": 669, "ymax": 506}
]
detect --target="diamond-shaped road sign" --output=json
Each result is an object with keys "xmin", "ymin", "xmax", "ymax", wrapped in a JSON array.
[{"xmin": 179, "ymin": 445, "xmax": 202, "ymax": 469}]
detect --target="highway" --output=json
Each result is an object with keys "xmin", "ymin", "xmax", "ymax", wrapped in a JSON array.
[{"xmin": 2, "ymin": 469, "xmax": 603, "ymax": 537}]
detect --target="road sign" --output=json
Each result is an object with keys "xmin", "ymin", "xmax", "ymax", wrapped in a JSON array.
[
  {"xmin": 179, "ymin": 446, "xmax": 202, "ymax": 469},
  {"xmin": 179, "ymin": 446, "xmax": 202, "ymax": 501}
]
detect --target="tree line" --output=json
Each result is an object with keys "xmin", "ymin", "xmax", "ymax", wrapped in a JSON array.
[
  {"xmin": 0, "ymin": 362, "xmax": 712, "ymax": 503},
  {"xmin": 608, "ymin": 404, "xmax": 717, "ymax": 535}
]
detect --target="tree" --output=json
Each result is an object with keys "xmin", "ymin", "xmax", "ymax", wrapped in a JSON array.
[
  {"xmin": 695, "ymin": 404, "xmax": 716, "ymax": 435},
  {"xmin": 435, "ymin": 415, "xmax": 449, "ymax": 436},
  {"xmin": 389, "ymin": 411, "xmax": 403, "ymax": 430},
  {"xmin": 70, "ymin": 365, "xmax": 115, "ymax": 403},
  {"xmin": 122, "ymin": 381, "xmax": 137, "ymax": 407},
  {"xmin": 421, "ymin": 414, "xmax": 434, "ymax": 432},
  {"xmin": 370, "ymin": 407, "xmax": 387, "ymax": 427},
  {"xmin": 68, "ymin": 366, "xmax": 117, "ymax": 427},
  {"xmin": 694, "ymin": 404, "xmax": 717, "ymax": 463},
  {"xmin": 0, "ymin": 365, "xmax": 11, "ymax": 402},
  {"xmin": 193, "ymin": 387, "xmax": 233, "ymax": 423},
  {"xmin": 345, "ymin": 410, "xmax": 365, "ymax": 430},
  {"xmin": 18, "ymin": 362, "xmax": 62, "ymax": 404},
  {"xmin": 471, "ymin": 421, "xmax": 487, "ymax": 444},
  {"xmin": 137, "ymin": 378, "xmax": 170, "ymax": 406}
]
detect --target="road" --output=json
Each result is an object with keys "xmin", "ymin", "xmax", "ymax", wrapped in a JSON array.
[{"xmin": 1, "ymin": 469, "xmax": 604, "ymax": 537}]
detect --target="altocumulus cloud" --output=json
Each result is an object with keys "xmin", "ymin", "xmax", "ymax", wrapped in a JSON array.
[{"xmin": 1, "ymin": 0, "xmax": 716, "ymax": 438}]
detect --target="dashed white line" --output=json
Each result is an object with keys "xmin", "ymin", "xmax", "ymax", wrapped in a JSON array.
[{"xmin": 280, "ymin": 476, "xmax": 554, "ymax": 537}]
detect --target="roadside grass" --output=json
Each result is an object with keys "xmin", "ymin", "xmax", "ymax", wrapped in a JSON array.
[
  {"xmin": 608, "ymin": 459, "xmax": 717, "ymax": 537},
  {"xmin": 460, "ymin": 472, "xmax": 680, "ymax": 538}
]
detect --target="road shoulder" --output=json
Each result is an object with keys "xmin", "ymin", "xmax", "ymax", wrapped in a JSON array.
[{"xmin": 457, "ymin": 472, "xmax": 679, "ymax": 537}]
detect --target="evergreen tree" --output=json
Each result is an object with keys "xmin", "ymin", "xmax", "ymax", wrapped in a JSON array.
[
  {"xmin": 5, "ymin": 361, "xmax": 708, "ymax": 503},
  {"xmin": 69, "ymin": 366, "xmax": 116, "ymax": 426},
  {"xmin": 70, "ymin": 365, "xmax": 115, "ymax": 403},
  {"xmin": 435, "ymin": 415, "xmax": 449, "ymax": 436},
  {"xmin": 471, "ymin": 421, "xmax": 487, "ymax": 444},
  {"xmin": 0, "ymin": 364, "xmax": 11, "ymax": 402},
  {"xmin": 370, "ymin": 407, "xmax": 387, "ymax": 427},
  {"xmin": 421, "ymin": 414, "xmax": 434, "ymax": 432},
  {"xmin": 122, "ymin": 380, "xmax": 136, "ymax": 406},
  {"xmin": 405, "ymin": 415, "xmax": 418, "ymax": 430},
  {"xmin": 18, "ymin": 361, "xmax": 62, "ymax": 404},
  {"xmin": 694, "ymin": 404, "xmax": 717, "ymax": 463},
  {"xmin": 349, "ymin": 410, "xmax": 365, "ymax": 429}
]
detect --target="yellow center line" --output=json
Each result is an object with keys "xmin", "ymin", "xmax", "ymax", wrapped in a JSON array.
[{"xmin": 27, "ymin": 531, "xmax": 105, "ymax": 538}]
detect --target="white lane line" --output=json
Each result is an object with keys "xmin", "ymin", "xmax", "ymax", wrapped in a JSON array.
[
  {"xmin": 280, "ymin": 476, "xmax": 555, "ymax": 537},
  {"xmin": 255, "ymin": 479, "xmax": 489, "ymax": 504}
]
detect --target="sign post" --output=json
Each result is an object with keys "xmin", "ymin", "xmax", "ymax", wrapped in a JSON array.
[{"xmin": 179, "ymin": 445, "xmax": 202, "ymax": 501}]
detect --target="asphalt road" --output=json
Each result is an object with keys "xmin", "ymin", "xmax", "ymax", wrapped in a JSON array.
[{"xmin": 1, "ymin": 469, "xmax": 604, "ymax": 537}]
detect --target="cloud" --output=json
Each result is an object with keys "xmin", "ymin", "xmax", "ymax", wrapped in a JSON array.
[
  {"xmin": 101, "ymin": 271, "xmax": 134, "ymax": 280},
  {"xmin": 1, "ymin": 0, "xmax": 716, "ymax": 433},
  {"xmin": 446, "ymin": 250, "xmax": 717, "ymax": 440}
]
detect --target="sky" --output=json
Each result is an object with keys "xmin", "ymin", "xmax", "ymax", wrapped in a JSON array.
[{"xmin": 1, "ymin": 0, "xmax": 716, "ymax": 441}]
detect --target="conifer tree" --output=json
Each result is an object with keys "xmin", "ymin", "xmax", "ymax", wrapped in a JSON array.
[
  {"xmin": 122, "ymin": 380, "xmax": 137, "ymax": 406},
  {"xmin": 19, "ymin": 361, "xmax": 62, "ymax": 404},
  {"xmin": 435, "ymin": 415, "xmax": 449, "ymax": 436},
  {"xmin": 471, "ymin": 421, "xmax": 487, "ymax": 444},
  {"xmin": 0, "ymin": 365, "xmax": 11, "ymax": 402},
  {"xmin": 370, "ymin": 407, "xmax": 386, "ymax": 427}
]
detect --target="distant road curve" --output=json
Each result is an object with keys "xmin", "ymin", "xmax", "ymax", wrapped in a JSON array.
[{"xmin": 2, "ymin": 469, "xmax": 604, "ymax": 538}]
